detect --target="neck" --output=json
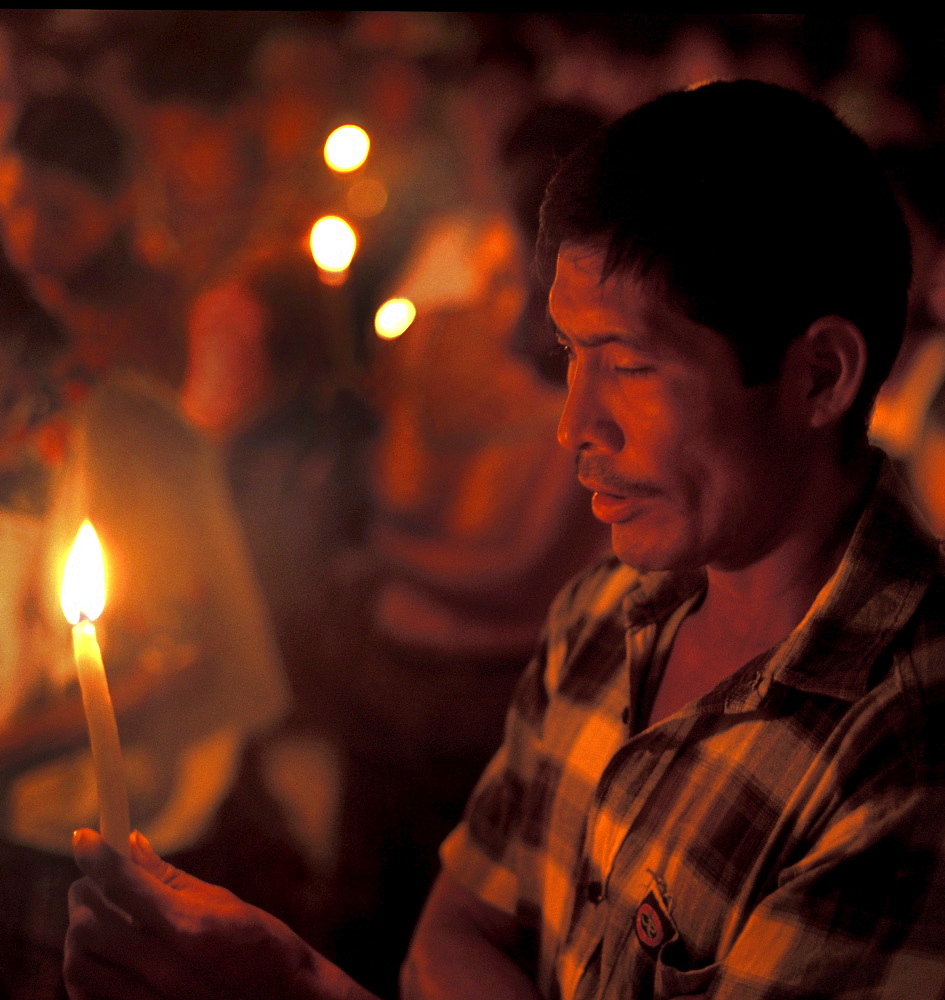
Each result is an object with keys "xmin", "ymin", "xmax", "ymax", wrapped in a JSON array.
[{"xmin": 700, "ymin": 445, "xmax": 876, "ymax": 652}]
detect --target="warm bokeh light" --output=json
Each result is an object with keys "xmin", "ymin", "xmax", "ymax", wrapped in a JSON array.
[
  {"xmin": 375, "ymin": 298, "xmax": 416, "ymax": 340},
  {"xmin": 324, "ymin": 124, "xmax": 370, "ymax": 172},
  {"xmin": 309, "ymin": 215, "xmax": 358, "ymax": 272},
  {"xmin": 347, "ymin": 177, "xmax": 388, "ymax": 218},
  {"xmin": 61, "ymin": 520, "xmax": 106, "ymax": 624}
]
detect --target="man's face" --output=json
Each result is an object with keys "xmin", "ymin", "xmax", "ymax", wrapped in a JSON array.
[
  {"xmin": 549, "ymin": 245, "xmax": 805, "ymax": 573},
  {"xmin": 0, "ymin": 156, "xmax": 118, "ymax": 283}
]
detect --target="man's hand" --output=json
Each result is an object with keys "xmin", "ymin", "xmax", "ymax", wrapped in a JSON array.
[{"xmin": 64, "ymin": 828, "xmax": 378, "ymax": 1000}]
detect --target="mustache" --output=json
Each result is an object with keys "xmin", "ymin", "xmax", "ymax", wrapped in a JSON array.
[{"xmin": 576, "ymin": 453, "xmax": 661, "ymax": 498}]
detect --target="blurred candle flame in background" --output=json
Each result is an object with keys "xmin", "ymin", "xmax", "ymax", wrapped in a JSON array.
[
  {"xmin": 324, "ymin": 125, "xmax": 371, "ymax": 173},
  {"xmin": 309, "ymin": 215, "xmax": 358, "ymax": 283},
  {"xmin": 374, "ymin": 297, "xmax": 416, "ymax": 340}
]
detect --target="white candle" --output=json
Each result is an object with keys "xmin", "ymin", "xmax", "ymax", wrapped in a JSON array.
[{"xmin": 61, "ymin": 521, "xmax": 130, "ymax": 856}]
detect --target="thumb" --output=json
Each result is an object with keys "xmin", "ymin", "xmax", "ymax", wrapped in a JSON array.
[
  {"xmin": 129, "ymin": 829, "xmax": 172, "ymax": 876},
  {"xmin": 129, "ymin": 829, "xmax": 205, "ymax": 896}
]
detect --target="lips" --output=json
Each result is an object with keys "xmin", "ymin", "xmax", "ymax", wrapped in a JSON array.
[
  {"xmin": 590, "ymin": 490, "xmax": 649, "ymax": 523},
  {"xmin": 579, "ymin": 475, "xmax": 660, "ymax": 524},
  {"xmin": 576, "ymin": 455, "xmax": 661, "ymax": 521}
]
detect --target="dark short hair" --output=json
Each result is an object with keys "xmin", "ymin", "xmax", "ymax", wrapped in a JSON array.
[
  {"xmin": 9, "ymin": 92, "xmax": 130, "ymax": 198},
  {"xmin": 537, "ymin": 79, "xmax": 912, "ymax": 437}
]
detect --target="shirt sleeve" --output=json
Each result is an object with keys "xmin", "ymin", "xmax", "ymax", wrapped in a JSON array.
[
  {"xmin": 439, "ymin": 557, "xmax": 604, "ymax": 919},
  {"xmin": 442, "ymin": 554, "xmax": 639, "ymax": 933},
  {"xmin": 440, "ymin": 635, "xmax": 554, "ymax": 917}
]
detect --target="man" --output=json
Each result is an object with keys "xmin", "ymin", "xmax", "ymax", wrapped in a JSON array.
[
  {"xmin": 0, "ymin": 91, "xmax": 189, "ymax": 389},
  {"xmin": 64, "ymin": 80, "xmax": 945, "ymax": 1000}
]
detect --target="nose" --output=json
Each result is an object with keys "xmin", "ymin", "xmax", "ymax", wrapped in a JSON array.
[{"xmin": 556, "ymin": 366, "xmax": 625, "ymax": 454}]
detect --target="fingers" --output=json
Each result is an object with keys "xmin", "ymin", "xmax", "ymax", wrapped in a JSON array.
[
  {"xmin": 68, "ymin": 829, "xmax": 299, "ymax": 999},
  {"xmin": 72, "ymin": 827, "xmax": 181, "ymax": 933},
  {"xmin": 73, "ymin": 828, "xmax": 167, "ymax": 878},
  {"xmin": 66, "ymin": 875, "xmax": 230, "ymax": 1000},
  {"xmin": 66, "ymin": 877, "xmax": 157, "ymax": 1000},
  {"xmin": 68, "ymin": 872, "xmax": 133, "ymax": 929}
]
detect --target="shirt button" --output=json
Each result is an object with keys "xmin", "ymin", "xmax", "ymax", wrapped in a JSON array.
[{"xmin": 587, "ymin": 880, "xmax": 605, "ymax": 904}]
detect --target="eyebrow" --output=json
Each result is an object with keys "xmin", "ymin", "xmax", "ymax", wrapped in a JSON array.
[{"xmin": 550, "ymin": 316, "xmax": 658, "ymax": 353}]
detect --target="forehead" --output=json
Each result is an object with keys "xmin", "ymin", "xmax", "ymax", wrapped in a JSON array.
[{"xmin": 548, "ymin": 245, "xmax": 727, "ymax": 362}]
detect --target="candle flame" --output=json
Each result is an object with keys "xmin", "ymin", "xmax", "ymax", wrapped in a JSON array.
[
  {"xmin": 61, "ymin": 520, "xmax": 106, "ymax": 625},
  {"xmin": 375, "ymin": 298, "xmax": 416, "ymax": 340},
  {"xmin": 324, "ymin": 124, "xmax": 370, "ymax": 173},
  {"xmin": 309, "ymin": 215, "xmax": 358, "ymax": 273}
]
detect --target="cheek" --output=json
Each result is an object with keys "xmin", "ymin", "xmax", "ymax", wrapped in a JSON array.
[
  {"xmin": 611, "ymin": 379, "xmax": 685, "ymax": 461},
  {"xmin": 667, "ymin": 398, "xmax": 765, "ymax": 515},
  {"xmin": 649, "ymin": 379, "xmax": 727, "ymax": 472},
  {"xmin": 688, "ymin": 408, "xmax": 790, "ymax": 529}
]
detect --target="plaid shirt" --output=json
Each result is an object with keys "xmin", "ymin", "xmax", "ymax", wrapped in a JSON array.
[{"xmin": 440, "ymin": 456, "xmax": 945, "ymax": 999}]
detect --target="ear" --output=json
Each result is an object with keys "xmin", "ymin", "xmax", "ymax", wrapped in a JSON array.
[{"xmin": 782, "ymin": 316, "xmax": 868, "ymax": 430}]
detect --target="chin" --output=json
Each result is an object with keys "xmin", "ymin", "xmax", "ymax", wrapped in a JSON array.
[
  {"xmin": 610, "ymin": 522, "xmax": 652, "ymax": 571},
  {"xmin": 609, "ymin": 524, "xmax": 699, "ymax": 574}
]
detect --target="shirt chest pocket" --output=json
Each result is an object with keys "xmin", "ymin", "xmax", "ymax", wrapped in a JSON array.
[
  {"xmin": 593, "ymin": 874, "xmax": 725, "ymax": 1000},
  {"xmin": 598, "ymin": 917, "xmax": 721, "ymax": 1000}
]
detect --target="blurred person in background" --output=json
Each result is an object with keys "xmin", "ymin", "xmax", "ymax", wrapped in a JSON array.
[
  {"xmin": 870, "ymin": 144, "xmax": 945, "ymax": 531},
  {"xmin": 206, "ymin": 247, "xmax": 371, "ymax": 591},
  {"xmin": 821, "ymin": 15, "xmax": 928, "ymax": 149},
  {"xmin": 316, "ymin": 98, "xmax": 611, "ymax": 997},
  {"xmin": 201, "ymin": 244, "xmax": 377, "ymax": 881},
  {"xmin": 113, "ymin": 13, "xmax": 363, "ymax": 446},
  {"xmin": 0, "ymin": 89, "xmax": 188, "ymax": 392},
  {"xmin": 109, "ymin": 11, "xmax": 277, "ymax": 296}
]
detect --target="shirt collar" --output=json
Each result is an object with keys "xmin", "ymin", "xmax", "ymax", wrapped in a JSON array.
[
  {"xmin": 765, "ymin": 454, "xmax": 943, "ymax": 700},
  {"xmin": 620, "ymin": 568, "xmax": 705, "ymax": 632}
]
